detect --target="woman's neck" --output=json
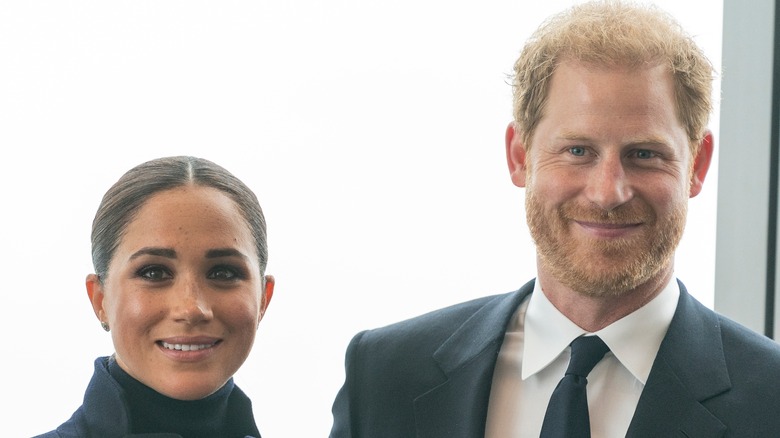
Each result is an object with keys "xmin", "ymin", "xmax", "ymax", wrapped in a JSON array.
[{"xmin": 108, "ymin": 358, "xmax": 234, "ymax": 438}]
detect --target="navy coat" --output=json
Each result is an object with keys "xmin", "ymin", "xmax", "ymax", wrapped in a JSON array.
[{"xmin": 35, "ymin": 356, "xmax": 260, "ymax": 438}]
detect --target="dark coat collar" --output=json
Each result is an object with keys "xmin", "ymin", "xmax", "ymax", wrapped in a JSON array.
[
  {"xmin": 626, "ymin": 280, "xmax": 729, "ymax": 437},
  {"xmin": 413, "ymin": 281, "xmax": 533, "ymax": 437},
  {"xmin": 43, "ymin": 357, "xmax": 260, "ymax": 438}
]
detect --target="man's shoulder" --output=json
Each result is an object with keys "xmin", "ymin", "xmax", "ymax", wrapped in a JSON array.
[
  {"xmin": 347, "ymin": 282, "xmax": 533, "ymax": 361},
  {"xmin": 32, "ymin": 432, "xmax": 62, "ymax": 438},
  {"xmin": 374, "ymin": 292, "xmax": 510, "ymax": 331},
  {"xmin": 359, "ymin": 289, "xmax": 520, "ymax": 344},
  {"xmin": 678, "ymin": 290, "xmax": 780, "ymax": 393},
  {"xmin": 673, "ymin": 285, "xmax": 780, "ymax": 370},
  {"xmin": 717, "ymin": 313, "xmax": 780, "ymax": 366},
  {"xmin": 703, "ymin": 313, "xmax": 780, "ymax": 430}
]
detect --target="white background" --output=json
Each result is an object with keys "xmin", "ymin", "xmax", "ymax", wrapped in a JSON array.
[{"xmin": 1, "ymin": 1, "xmax": 721, "ymax": 436}]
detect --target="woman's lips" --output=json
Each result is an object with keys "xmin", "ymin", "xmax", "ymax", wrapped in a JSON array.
[
  {"xmin": 160, "ymin": 341, "xmax": 217, "ymax": 351},
  {"xmin": 156, "ymin": 337, "xmax": 222, "ymax": 360}
]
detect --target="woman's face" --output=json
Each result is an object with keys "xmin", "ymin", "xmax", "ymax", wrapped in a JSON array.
[{"xmin": 87, "ymin": 185, "xmax": 274, "ymax": 400}]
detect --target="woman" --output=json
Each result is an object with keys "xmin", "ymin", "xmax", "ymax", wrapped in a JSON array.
[{"xmin": 36, "ymin": 156, "xmax": 274, "ymax": 438}]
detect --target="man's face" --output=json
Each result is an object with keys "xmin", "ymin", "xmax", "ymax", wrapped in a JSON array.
[{"xmin": 507, "ymin": 60, "xmax": 709, "ymax": 297}]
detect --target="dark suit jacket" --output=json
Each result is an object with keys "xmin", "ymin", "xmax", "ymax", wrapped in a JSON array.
[{"xmin": 330, "ymin": 280, "xmax": 780, "ymax": 437}]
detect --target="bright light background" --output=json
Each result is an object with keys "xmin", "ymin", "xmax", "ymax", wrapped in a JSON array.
[{"xmin": 1, "ymin": 1, "xmax": 721, "ymax": 436}]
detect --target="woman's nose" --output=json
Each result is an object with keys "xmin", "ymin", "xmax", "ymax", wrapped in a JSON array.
[{"xmin": 172, "ymin": 278, "xmax": 213, "ymax": 324}]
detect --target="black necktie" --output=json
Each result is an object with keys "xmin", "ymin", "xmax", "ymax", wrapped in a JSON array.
[{"xmin": 539, "ymin": 336, "xmax": 610, "ymax": 438}]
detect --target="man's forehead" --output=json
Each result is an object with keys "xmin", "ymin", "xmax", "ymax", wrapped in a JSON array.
[{"xmin": 553, "ymin": 57, "xmax": 670, "ymax": 77}]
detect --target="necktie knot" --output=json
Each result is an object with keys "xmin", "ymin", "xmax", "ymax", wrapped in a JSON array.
[{"xmin": 566, "ymin": 335, "xmax": 610, "ymax": 378}]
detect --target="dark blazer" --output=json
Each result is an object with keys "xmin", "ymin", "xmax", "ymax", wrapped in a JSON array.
[
  {"xmin": 35, "ymin": 356, "xmax": 260, "ymax": 438},
  {"xmin": 330, "ymin": 280, "xmax": 780, "ymax": 437}
]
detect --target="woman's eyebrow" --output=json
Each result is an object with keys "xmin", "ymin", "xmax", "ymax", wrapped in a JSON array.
[
  {"xmin": 206, "ymin": 248, "xmax": 248, "ymax": 260},
  {"xmin": 129, "ymin": 247, "xmax": 177, "ymax": 261}
]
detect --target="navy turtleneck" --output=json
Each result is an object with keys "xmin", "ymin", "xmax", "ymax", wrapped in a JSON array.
[{"xmin": 108, "ymin": 358, "xmax": 258, "ymax": 438}]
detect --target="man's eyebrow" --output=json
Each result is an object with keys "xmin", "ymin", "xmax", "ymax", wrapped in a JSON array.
[
  {"xmin": 624, "ymin": 137, "xmax": 669, "ymax": 147},
  {"xmin": 128, "ymin": 247, "xmax": 177, "ymax": 261},
  {"xmin": 206, "ymin": 248, "xmax": 249, "ymax": 260},
  {"xmin": 558, "ymin": 132, "xmax": 669, "ymax": 146},
  {"xmin": 558, "ymin": 132, "xmax": 593, "ymax": 142}
]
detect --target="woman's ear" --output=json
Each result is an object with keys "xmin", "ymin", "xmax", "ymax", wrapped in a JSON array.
[
  {"xmin": 259, "ymin": 275, "xmax": 275, "ymax": 322},
  {"xmin": 86, "ymin": 274, "xmax": 107, "ymax": 325}
]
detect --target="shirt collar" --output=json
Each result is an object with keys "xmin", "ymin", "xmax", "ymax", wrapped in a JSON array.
[{"xmin": 522, "ymin": 278, "xmax": 679, "ymax": 383}]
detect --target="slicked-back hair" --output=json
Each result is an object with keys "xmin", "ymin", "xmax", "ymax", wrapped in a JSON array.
[{"xmin": 91, "ymin": 156, "xmax": 267, "ymax": 281}]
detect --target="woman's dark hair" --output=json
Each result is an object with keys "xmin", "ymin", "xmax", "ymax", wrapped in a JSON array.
[{"xmin": 91, "ymin": 156, "xmax": 267, "ymax": 280}]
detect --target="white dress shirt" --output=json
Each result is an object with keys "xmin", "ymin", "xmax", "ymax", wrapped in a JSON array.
[{"xmin": 484, "ymin": 278, "xmax": 679, "ymax": 438}]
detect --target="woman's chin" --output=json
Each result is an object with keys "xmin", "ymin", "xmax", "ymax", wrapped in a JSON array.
[{"xmin": 154, "ymin": 379, "xmax": 226, "ymax": 401}]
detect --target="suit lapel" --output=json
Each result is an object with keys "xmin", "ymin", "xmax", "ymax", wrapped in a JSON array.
[
  {"xmin": 412, "ymin": 282, "xmax": 534, "ymax": 438},
  {"xmin": 627, "ymin": 281, "xmax": 729, "ymax": 437}
]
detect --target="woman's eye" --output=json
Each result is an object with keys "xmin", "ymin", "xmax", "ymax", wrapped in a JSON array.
[
  {"xmin": 208, "ymin": 266, "xmax": 241, "ymax": 281},
  {"xmin": 137, "ymin": 266, "xmax": 172, "ymax": 281},
  {"xmin": 569, "ymin": 147, "xmax": 586, "ymax": 156}
]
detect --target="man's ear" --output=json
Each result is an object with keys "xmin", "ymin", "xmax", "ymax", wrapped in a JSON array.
[
  {"xmin": 258, "ymin": 275, "xmax": 275, "ymax": 323},
  {"xmin": 86, "ymin": 274, "xmax": 107, "ymax": 324},
  {"xmin": 506, "ymin": 122, "xmax": 528, "ymax": 188},
  {"xmin": 689, "ymin": 130, "xmax": 714, "ymax": 198}
]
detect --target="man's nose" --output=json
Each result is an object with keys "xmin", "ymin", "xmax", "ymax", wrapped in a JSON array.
[{"xmin": 584, "ymin": 154, "xmax": 633, "ymax": 211}]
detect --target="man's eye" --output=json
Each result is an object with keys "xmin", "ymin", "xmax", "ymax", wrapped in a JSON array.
[
  {"xmin": 635, "ymin": 149, "xmax": 656, "ymax": 159},
  {"xmin": 137, "ymin": 266, "xmax": 171, "ymax": 281},
  {"xmin": 569, "ymin": 147, "xmax": 586, "ymax": 156}
]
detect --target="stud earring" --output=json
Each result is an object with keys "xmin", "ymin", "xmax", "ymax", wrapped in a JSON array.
[{"xmin": 101, "ymin": 321, "xmax": 110, "ymax": 332}]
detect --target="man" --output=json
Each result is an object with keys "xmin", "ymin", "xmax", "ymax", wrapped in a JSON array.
[{"xmin": 330, "ymin": 2, "xmax": 780, "ymax": 437}]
